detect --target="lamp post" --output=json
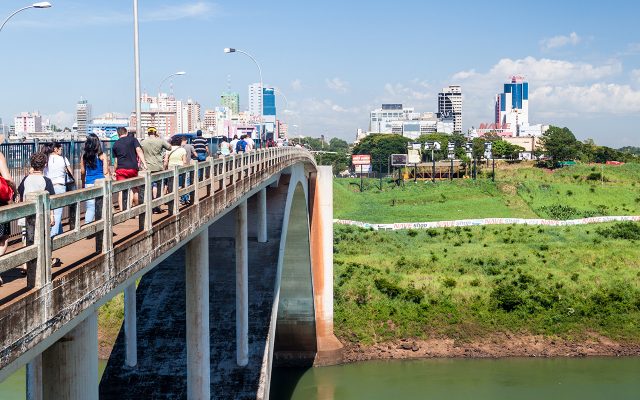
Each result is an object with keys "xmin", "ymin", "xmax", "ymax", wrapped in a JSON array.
[
  {"xmin": 158, "ymin": 71, "xmax": 186, "ymax": 96},
  {"xmin": 133, "ymin": 0, "xmax": 142, "ymax": 139},
  {"xmin": 0, "ymin": 2, "xmax": 52, "ymax": 33},
  {"xmin": 224, "ymin": 48, "xmax": 264, "ymax": 142}
]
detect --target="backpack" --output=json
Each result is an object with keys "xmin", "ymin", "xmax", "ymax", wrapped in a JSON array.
[
  {"xmin": 236, "ymin": 140, "xmax": 247, "ymax": 153},
  {"xmin": 0, "ymin": 176, "xmax": 14, "ymax": 203}
]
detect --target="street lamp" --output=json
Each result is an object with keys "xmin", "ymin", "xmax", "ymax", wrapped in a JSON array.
[
  {"xmin": 133, "ymin": 0, "xmax": 142, "ymax": 139},
  {"xmin": 158, "ymin": 71, "xmax": 186, "ymax": 95},
  {"xmin": 0, "ymin": 2, "xmax": 52, "ymax": 33},
  {"xmin": 224, "ymin": 47, "xmax": 264, "ymax": 141}
]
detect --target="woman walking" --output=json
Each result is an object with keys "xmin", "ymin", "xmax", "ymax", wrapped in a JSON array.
[
  {"xmin": 80, "ymin": 134, "xmax": 108, "ymax": 223},
  {"xmin": 43, "ymin": 142, "xmax": 73, "ymax": 237},
  {"xmin": 219, "ymin": 136, "xmax": 231, "ymax": 158}
]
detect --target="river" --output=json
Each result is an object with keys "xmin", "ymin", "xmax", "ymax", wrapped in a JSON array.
[{"xmin": 271, "ymin": 357, "xmax": 640, "ymax": 400}]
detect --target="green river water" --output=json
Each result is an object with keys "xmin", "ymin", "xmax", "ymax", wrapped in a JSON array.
[
  {"xmin": 0, "ymin": 357, "xmax": 638, "ymax": 399},
  {"xmin": 270, "ymin": 357, "xmax": 640, "ymax": 400}
]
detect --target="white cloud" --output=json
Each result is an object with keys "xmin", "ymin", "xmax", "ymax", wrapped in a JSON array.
[
  {"xmin": 531, "ymin": 84, "xmax": 640, "ymax": 117},
  {"xmin": 325, "ymin": 78, "xmax": 349, "ymax": 93},
  {"xmin": 540, "ymin": 32, "xmax": 581, "ymax": 50},
  {"xmin": 46, "ymin": 111, "xmax": 75, "ymax": 129},
  {"xmin": 384, "ymin": 83, "xmax": 431, "ymax": 100},
  {"xmin": 631, "ymin": 69, "xmax": 640, "ymax": 85},
  {"xmin": 291, "ymin": 79, "xmax": 303, "ymax": 91}
]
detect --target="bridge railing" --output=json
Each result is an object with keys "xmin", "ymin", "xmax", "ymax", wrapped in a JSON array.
[{"xmin": 0, "ymin": 147, "xmax": 313, "ymax": 298}]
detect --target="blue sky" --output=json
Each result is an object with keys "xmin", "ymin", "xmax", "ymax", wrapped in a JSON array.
[{"xmin": 1, "ymin": 0, "xmax": 639, "ymax": 146}]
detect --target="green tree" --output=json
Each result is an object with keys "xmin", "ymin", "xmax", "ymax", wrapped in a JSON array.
[
  {"xmin": 540, "ymin": 126, "xmax": 580, "ymax": 164},
  {"xmin": 328, "ymin": 137, "xmax": 350, "ymax": 153},
  {"xmin": 352, "ymin": 134, "xmax": 410, "ymax": 173}
]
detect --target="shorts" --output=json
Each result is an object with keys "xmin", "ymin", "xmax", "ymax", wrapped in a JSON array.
[{"xmin": 115, "ymin": 168, "xmax": 138, "ymax": 181}]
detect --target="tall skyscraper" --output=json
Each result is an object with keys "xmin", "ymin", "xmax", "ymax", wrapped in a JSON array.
[
  {"xmin": 177, "ymin": 98, "xmax": 201, "ymax": 133},
  {"xmin": 262, "ymin": 88, "xmax": 276, "ymax": 116},
  {"xmin": 221, "ymin": 92, "xmax": 240, "ymax": 115},
  {"xmin": 76, "ymin": 99, "xmax": 92, "ymax": 138},
  {"xmin": 248, "ymin": 83, "xmax": 262, "ymax": 116},
  {"xmin": 495, "ymin": 76, "xmax": 529, "ymax": 134},
  {"xmin": 437, "ymin": 85, "xmax": 462, "ymax": 133}
]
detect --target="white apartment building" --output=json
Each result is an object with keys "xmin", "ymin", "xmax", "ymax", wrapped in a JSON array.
[
  {"xmin": 248, "ymin": 83, "xmax": 262, "ymax": 116},
  {"xmin": 369, "ymin": 104, "xmax": 418, "ymax": 133},
  {"xmin": 14, "ymin": 112, "xmax": 42, "ymax": 135},
  {"xmin": 437, "ymin": 85, "xmax": 463, "ymax": 133},
  {"xmin": 76, "ymin": 99, "xmax": 92, "ymax": 137},
  {"xmin": 177, "ymin": 98, "xmax": 201, "ymax": 133}
]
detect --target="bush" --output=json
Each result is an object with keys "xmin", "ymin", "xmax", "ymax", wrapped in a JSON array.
[
  {"xmin": 491, "ymin": 283, "xmax": 523, "ymax": 312},
  {"xmin": 374, "ymin": 277, "xmax": 402, "ymax": 299},
  {"xmin": 597, "ymin": 222, "xmax": 640, "ymax": 240},
  {"xmin": 443, "ymin": 277, "xmax": 457, "ymax": 288}
]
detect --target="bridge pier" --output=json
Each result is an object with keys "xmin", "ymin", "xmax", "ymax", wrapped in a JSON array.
[
  {"xmin": 257, "ymin": 188, "xmax": 268, "ymax": 243},
  {"xmin": 42, "ymin": 312, "xmax": 98, "ymax": 400},
  {"xmin": 236, "ymin": 200, "xmax": 249, "ymax": 367},
  {"xmin": 185, "ymin": 229, "xmax": 211, "ymax": 399},
  {"xmin": 26, "ymin": 354, "xmax": 43, "ymax": 400},
  {"xmin": 124, "ymin": 284, "xmax": 137, "ymax": 367}
]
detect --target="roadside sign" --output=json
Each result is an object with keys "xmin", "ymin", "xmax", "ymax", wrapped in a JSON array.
[
  {"xmin": 352, "ymin": 154, "xmax": 371, "ymax": 165},
  {"xmin": 391, "ymin": 154, "xmax": 407, "ymax": 166},
  {"xmin": 407, "ymin": 149, "xmax": 421, "ymax": 164}
]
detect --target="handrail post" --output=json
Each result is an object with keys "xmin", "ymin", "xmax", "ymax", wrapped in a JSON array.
[
  {"xmin": 172, "ymin": 165, "xmax": 180, "ymax": 215},
  {"xmin": 144, "ymin": 171, "xmax": 153, "ymax": 230},
  {"xmin": 96, "ymin": 179, "xmax": 113, "ymax": 253},
  {"xmin": 26, "ymin": 191, "xmax": 52, "ymax": 289},
  {"xmin": 193, "ymin": 160, "xmax": 200, "ymax": 205}
]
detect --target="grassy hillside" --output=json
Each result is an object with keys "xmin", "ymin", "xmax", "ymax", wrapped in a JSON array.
[
  {"xmin": 334, "ymin": 162, "xmax": 640, "ymax": 223},
  {"xmin": 334, "ymin": 223, "xmax": 640, "ymax": 344}
]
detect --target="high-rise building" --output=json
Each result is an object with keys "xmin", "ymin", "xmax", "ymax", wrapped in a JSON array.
[
  {"xmin": 87, "ymin": 113, "xmax": 129, "ymax": 139},
  {"xmin": 203, "ymin": 109, "xmax": 218, "ymax": 133},
  {"xmin": 14, "ymin": 112, "xmax": 43, "ymax": 135},
  {"xmin": 177, "ymin": 98, "xmax": 201, "ymax": 133},
  {"xmin": 221, "ymin": 92, "xmax": 240, "ymax": 115},
  {"xmin": 248, "ymin": 83, "xmax": 262, "ymax": 116},
  {"xmin": 262, "ymin": 88, "xmax": 276, "ymax": 116},
  {"xmin": 495, "ymin": 76, "xmax": 529, "ymax": 135},
  {"xmin": 437, "ymin": 85, "xmax": 462, "ymax": 133},
  {"xmin": 76, "ymin": 99, "xmax": 92, "ymax": 137}
]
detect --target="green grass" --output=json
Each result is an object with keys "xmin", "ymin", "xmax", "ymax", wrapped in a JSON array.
[
  {"xmin": 334, "ymin": 223, "xmax": 640, "ymax": 345},
  {"xmin": 334, "ymin": 162, "xmax": 640, "ymax": 222}
]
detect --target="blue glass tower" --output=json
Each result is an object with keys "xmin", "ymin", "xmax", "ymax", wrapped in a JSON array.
[{"xmin": 263, "ymin": 88, "xmax": 276, "ymax": 116}]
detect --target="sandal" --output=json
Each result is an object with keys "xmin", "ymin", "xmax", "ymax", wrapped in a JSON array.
[{"xmin": 51, "ymin": 258, "xmax": 62, "ymax": 267}]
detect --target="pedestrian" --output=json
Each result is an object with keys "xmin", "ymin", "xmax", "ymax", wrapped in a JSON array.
[
  {"xmin": 80, "ymin": 134, "xmax": 109, "ymax": 224},
  {"xmin": 244, "ymin": 135, "xmax": 255, "ymax": 152},
  {"xmin": 43, "ymin": 142, "xmax": 73, "ymax": 237},
  {"xmin": 0, "ymin": 133, "xmax": 16, "ymax": 285},
  {"xmin": 141, "ymin": 126, "xmax": 170, "ymax": 213},
  {"xmin": 192, "ymin": 130, "xmax": 210, "ymax": 162},
  {"xmin": 112, "ymin": 127, "xmax": 147, "ymax": 210},
  {"xmin": 229, "ymin": 135, "xmax": 239, "ymax": 155},
  {"xmin": 219, "ymin": 136, "xmax": 231, "ymax": 158},
  {"xmin": 235, "ymin": 135, "xmax": 248, "ymax": 153},
  {"xmin": 17, "ymin": 152, "xmax": 60, "ymax": 287},
  {"xmin": 164, "ymin": 135, "xmax": 189, "ymax": 205},
  {"xmin": 181, "ymin": 136, "xmax": 197, "ymax": 203}
]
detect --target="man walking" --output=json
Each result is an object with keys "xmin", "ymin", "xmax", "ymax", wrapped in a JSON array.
[
  {"xmin": 112, "ymin": 127, "xmax": 147, "ymax": 209},
  {"xmin": 192, "ymin": 130, "xmax": 210, "ymax": 162},
  {"xmin": 141, "ymin": 126, "xmax": 170, "ymax": 213}
]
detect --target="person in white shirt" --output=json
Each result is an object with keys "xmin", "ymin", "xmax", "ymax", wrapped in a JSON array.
[
  {"xmin": 229, "ymin": 135, "xmax": 239, "ymax": 155},
  {"xmin": 43, "ymin": 142, "xmax": 73, "ymax": 237},
  {"xmin": 245, "ymin": 135, "xmax": 255, "ymax": 152}
]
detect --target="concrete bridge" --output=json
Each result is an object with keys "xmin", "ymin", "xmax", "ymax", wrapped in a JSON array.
[{"xmin": 0, "ymin": 147, "xmax": 342, "ymax": 399}]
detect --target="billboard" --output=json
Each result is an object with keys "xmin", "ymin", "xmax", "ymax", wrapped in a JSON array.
[
  {"xmin": 407, "ymin": 149, "xmax": 421, "ymax": 164},
  {"xmin": 391, "ymin": 154, "xmax": 407, "ymax": 166},
  {"xmin": 352, "ymin": 154, "xmax": 371, "ymax": 165}
]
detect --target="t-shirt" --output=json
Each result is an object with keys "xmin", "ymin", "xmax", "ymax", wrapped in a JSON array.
[
  {"xmin": 182, "ymin": 144, "xmax": 196, "ymax": 165},
  {"xmin": 44, "ymin": 154, "xmax": 70, "ymax": 186},
  {"xmin": 245, "ymin": 137, "xmax": 255, "ymax": 152},
  {"xmin": 141, "ymin": 137, "xmax": 171, "ymax": 172},
  {"xmin": 167, "ymin": 147, "xmax": 187, "ymax": 167},
  {"xmin": 192, "ymin": 137, "xmax": 208, "ymax": 157},
  {"xmin": 112, "ymin": 135, "xmax": 141, "ymax": 171},
  {"xmin": 229, "ymin": 139, "xmax": 238, "ymax": 153},
  {"xmin": 18, "ymin": 174, "xmax": 55, "ymax": 201}
]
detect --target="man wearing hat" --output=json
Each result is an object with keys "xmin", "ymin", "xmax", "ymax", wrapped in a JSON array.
[{"xmin": 141, "ymin": 126, "xmax": 171, "ymax": 212}]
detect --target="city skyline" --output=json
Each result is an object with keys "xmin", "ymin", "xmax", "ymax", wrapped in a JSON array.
[{"xmin": 0, "ymin": 0, "xmax": 639, "ymax": 146}]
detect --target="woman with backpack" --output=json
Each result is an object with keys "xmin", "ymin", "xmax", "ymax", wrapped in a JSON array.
[{"xmin": 80, "ymin": 134, "xmax": 109, "ymax": 224}]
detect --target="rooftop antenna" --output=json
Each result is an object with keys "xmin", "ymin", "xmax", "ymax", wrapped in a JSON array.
[{"xmin": 227, "ymin": 74, "xmax": 231, "ymax": 92}]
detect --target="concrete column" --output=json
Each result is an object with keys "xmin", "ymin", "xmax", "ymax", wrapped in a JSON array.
[
  {"xmin": 26, "ymin": 354, "xmax": 43, "ymax": 400},
  {"xmin": 42, "ymin": 312, "xmax": 98, "ymax": 400},
  {"xmin": 236, "ymin": 200, "xmax": 249, "ymax": 367},
  {"xmin": 257, "ymin": 188, "xmax": 268, "ymax": 243},
  {"xmin": 124, "ymin": 283, "xmax": 137, "ymax": 367},
  {"xmin": 186, "ymin": 229, "xmax": 211, "ymax": 399}
]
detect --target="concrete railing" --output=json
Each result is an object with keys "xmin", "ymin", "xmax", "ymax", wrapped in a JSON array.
[{"xmin": 0, "ymin": 147, "xmax": 316, "ymax": 371}]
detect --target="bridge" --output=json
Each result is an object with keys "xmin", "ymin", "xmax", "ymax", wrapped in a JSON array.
[{"xmin": 0, "ymin": 147, "xmax": 343, "ymax": 399}]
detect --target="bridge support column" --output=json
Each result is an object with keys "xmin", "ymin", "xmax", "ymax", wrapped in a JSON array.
[
  {"xmin": 124, "ymin": 284, "xmax": 137, "ymax": 367},
  {"xmin": 310, "ymin": 166, "xmax": 344, "ymax": 365},
  {"xmin": 42, "ymin": 312, "xmax": 98, "ymax": 400},
  {"xmin": 186, "ymin": 229, "xmax": 211, "ymax": 399},
  {"xmin": 236, "ymin": 200, "xmax": 249, "ymax": 367},
  {"xmin": 257, "ymin": 188, "xmax": 268, "ymax": 243},
  {"xmin": 26, "ymin": 354, "xmax": 43, "ymax": 400}
]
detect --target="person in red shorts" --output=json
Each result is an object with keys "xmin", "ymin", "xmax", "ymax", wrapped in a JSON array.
[{"xmin": 112, "ymin": 127, "xmax": 147, "ymax": 210}]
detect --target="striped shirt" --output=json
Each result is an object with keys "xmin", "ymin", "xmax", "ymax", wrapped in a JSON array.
[{"xmin": 192, "ymin": 137, "xmax": 208, "ymax": 156}]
